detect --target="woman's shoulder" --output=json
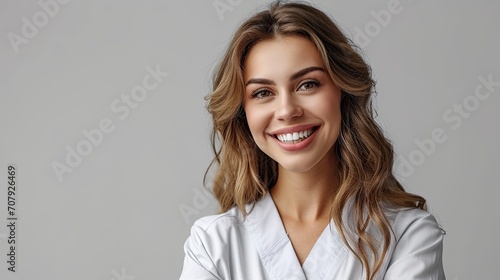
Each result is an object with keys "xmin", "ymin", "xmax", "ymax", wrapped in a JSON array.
[
  {"xmin": 381, "ymin": 207, "xmax": 446, "ymax": 278},
  {"xmin": 385, "ymin": 206, "xmax": 445, "ymax": 242},
  {"xmin": 181, "ymin": 203, "xmax": 261, "ymax": 279},
  {"xmin": 190, "ymin": 206, "xmax": 243, "ymax": 233},
  {"xmin": 189, "ymin": 194, "xmax": 268, "ymax": 234},
  {"xmin": 186, "ymin": 203, "xmax": 253, "ymax": 246}
]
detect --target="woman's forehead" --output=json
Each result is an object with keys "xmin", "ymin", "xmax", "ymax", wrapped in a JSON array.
[{"xmin": 243, "ymin": 36, "xmax": 324, "ymax": 81}]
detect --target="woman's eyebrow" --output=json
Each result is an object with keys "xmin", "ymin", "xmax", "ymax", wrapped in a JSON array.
[
  {"xmin": 245, "ymin": 78, "xmax": 275, "ymax": 86},
  {"xmin": 289, "ymin": 66, "xmax": 325, "ymax": 81},
  {"xmin": 245, "ymin": 66, "xmax": 325, "ymax": 86}
]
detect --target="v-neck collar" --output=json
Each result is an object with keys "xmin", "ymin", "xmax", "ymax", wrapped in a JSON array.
[{"xmin": 246, "ymin": 192, "xmax": 348, "ymax": 279}]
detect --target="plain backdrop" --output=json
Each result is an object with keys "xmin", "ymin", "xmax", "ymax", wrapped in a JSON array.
[{"xmin": 1, "ymin": 0, "xmax": 499, "ymax": 279}]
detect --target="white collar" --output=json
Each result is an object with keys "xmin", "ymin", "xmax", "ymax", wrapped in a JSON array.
[{"xmin": 246, "ymin": 192, "xmax": 348, "ymax": 279}]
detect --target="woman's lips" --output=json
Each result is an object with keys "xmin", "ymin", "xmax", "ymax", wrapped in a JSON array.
[
  {"xmin": 274, "ymin": 126, "xmax": 318, "ymax": 143},
  {"xmin": 272, "ymin": 126, "xmax": 319, "ymax": 151}
]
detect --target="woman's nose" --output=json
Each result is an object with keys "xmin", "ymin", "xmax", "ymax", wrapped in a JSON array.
[{"xmin": 275, "ymin": 93, "xmax": 303, "ymax": 121}]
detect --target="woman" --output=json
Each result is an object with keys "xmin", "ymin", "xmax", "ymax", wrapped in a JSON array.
[{"xmin": 180, "ymin": 1, "xmax": 445, "ymax": 279}]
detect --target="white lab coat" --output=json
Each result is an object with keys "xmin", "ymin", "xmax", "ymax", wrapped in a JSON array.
[{"xmin": 180, "ymin": 192, "xmax": 445, "ymax": 279}]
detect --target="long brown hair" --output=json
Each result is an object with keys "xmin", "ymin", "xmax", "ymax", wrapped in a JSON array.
[{"xmin": 204, "ymin": 1, "xmax": 426, "ymax": 279}]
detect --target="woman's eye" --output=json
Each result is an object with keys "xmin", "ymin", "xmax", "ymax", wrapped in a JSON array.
[
  {"xmin": 297, "ymin": 80, "xmax": 319, "ymax": 91},
  {"xmin": 251, "ymin": 89, "xmax": 273, "ymax": 99}
]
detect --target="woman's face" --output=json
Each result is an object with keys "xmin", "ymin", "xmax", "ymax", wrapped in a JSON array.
[{"xmin": 243, "ymin": 35, "xmax": 342, "ymax": 174}]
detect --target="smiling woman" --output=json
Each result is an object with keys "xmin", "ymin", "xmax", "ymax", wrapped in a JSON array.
[
  {"xmin": 179, "ymin": 1, "xmax": 445, "ymax": 280},
  {"xmin": 243, "ymin": 36, "xmax": 342, "ymax": 174}
]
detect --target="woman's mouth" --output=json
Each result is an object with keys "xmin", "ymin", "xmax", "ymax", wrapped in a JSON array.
[{"xmin": 274, "ymin": 126, "xmax": 318, "ymax": 144}]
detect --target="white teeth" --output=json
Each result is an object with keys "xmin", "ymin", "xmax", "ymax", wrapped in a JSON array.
[{"xmin": 276, "ymin": 128, "xmax": 314, "ymax": 143}]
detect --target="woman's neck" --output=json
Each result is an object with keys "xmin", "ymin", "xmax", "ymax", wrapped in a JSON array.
[{"xmin": 270, "ymin": 155, "xmax": 340, "ymax": 223}]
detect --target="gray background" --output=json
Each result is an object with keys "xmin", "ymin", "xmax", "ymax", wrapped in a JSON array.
[{"xmin": 1, "ymin": 0, "xmax": 498, "ymax": 279}]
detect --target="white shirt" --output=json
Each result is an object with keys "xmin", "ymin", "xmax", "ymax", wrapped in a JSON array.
[{"xmin": 180, "ymin": 192, "xmax": 445, "ymax": 280}]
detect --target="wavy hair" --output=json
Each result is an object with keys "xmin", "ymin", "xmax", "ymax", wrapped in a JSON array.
[{"xmin": 204, "ymin": 1, "xmax": 426, "ymax": 279}]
